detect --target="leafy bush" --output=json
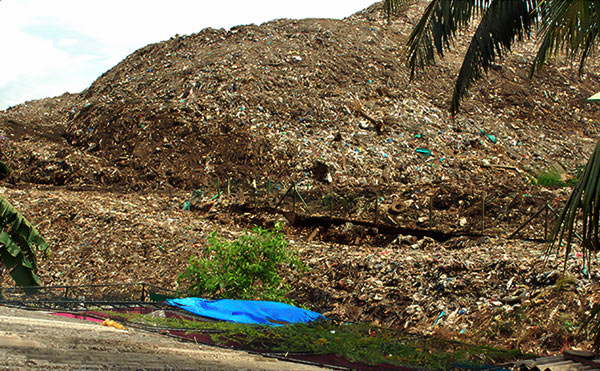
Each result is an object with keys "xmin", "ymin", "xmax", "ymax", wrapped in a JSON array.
[{"xmin": 178, "ymin": 224, "xmax": 303, "ymax": 303}]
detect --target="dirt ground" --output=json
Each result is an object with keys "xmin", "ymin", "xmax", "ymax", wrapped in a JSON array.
[
  {"xmin": 1, "ymin": 0, "xmax": 600, "ymax": 359},
  {"xmin": 0, "ymin": 306, "xmax": 323, "ymax": 370}
]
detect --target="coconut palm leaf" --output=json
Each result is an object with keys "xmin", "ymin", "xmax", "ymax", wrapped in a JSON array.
[
  {"xmin": 402, "ymin": 0, "xmax": 493, "ymax": 79},
  {"xmin": 547, "ymin": 139, "xmax": 600, "ymax": 272},
  {"xmin": 0, "ymin": 195, "xmax": 48, "ymax": 287},
  {"xmin": 388, "ymin": 0, "xmax": 537, "ymax": 112},
  {"xmin": 383, "ymin": 0, "xmax": 415, "ymax": 19},
  {"xmin": 532, "ymin": 0, "xmax": 600, "ymax": 76},
  {"xmin": 450, "ymin": 0, "xmax": 537, "ymax": 112},
  {"xmin": 577, "ymin": 300, "xmax": 600, "ymax": 352},
  {"xmin": 0, "ymin": 161, "xmax": 9, "ymax": 180},
  {"xmin": 533, "ymin": 2, "xmax": 600, "ymax": 268},
  {"xmin": 389, "ymin": 0, "xmax": 599, "ymax": 112}
]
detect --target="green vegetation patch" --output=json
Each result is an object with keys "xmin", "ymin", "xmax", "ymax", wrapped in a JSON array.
[
  {"xmin": 536, "ymin": 168, "xmax": 567, "ymax": 187},
  {"xmin": 178, "ymin": 224, "xmax": 304, "ymax": 304},
  {"xmin": 535, "ymin": 166, "xmax": 582, "ymax": 188}
]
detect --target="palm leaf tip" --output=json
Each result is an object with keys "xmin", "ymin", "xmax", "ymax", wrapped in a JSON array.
[
  {"xmin": 405, "ymin": 0, "xmax": 502, "ymax": 80},
  {"xmin": 401, "ymin": 0, "xmax": 537, "ymax": 112},
  {"xmin": 549, "ymin": 139, "xmax": 600, "ymax": 269},
  {"xmin": 383, "ymin": 0, "xmax": 416, "ymax": 18},
  {"xmin": 0, "ymin": 161, "xmax": 10, "ymax": 179},
  {"xmin": 449, "ymin": 0, "xmax": 537, "ymax": 113},
  {"xmin": 532, "ymin": 0, "xmax": 600, "ymax": 76}
]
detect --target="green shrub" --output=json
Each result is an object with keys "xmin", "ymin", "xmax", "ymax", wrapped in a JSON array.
[{"xmin": 178, "ymin": 224, "xmax": 303, "ymax": 303}]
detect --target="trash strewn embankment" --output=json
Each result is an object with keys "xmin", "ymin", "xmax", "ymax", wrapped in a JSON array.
[{"xmin": 1, "ymin": 1, "xmax": 599, "ymax": 356}]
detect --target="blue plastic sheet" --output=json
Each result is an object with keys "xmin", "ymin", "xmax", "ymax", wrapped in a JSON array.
[{"xmin": 167, "ymin": 298, "xmax": 326, "ymax": 326}]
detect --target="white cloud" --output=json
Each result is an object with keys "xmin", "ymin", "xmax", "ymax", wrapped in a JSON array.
[
  {"xmin": 0, "ymin": 0, "xmax": 377, "ymax": 109},
  {"xmin": 57, "ymin": 38, "xmax": 79, "ymax": 48}
]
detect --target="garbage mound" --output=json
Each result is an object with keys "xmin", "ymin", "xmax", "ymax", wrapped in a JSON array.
[
  {"xmin": 1, "ymin": 2, "xmax": 594, "ymax": 195},
  {"xmin": 1, "ymin": 0, "xmax": 600, "ymax": 357}
]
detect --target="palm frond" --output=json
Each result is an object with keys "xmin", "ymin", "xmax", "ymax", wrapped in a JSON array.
[
  {"xmin": 404, "ymin": 0, "xmax": 509, "ymax": 80},
  {"xmin": 405, "ymin": 0, "xmax": 443, "ymax": 78},
  {"xmin": 0, "ymin": 161, "xmax": 9, "ymax": 180},
  {"xmin": 532, "ymin": 0, "xmax": 600, "ymax": 76},
  {"xmin": 450, "ymin": 0, "xmax": 538, "ymax": 112},
  {"xmin": 579, "ymin": 303, "xmax": 600, "ymax": 352},
  {"xmin": 547, "ymin": 139, "xmax": 600, "ymax": 270}
]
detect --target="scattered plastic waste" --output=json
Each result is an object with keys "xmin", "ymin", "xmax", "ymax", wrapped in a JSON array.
[
  {"xmin": 101, "ymin": 319, "xmax": 126, "ymax": 330},
  {"xmin": 416, "ymin": 148, "xmax": 431, "ymax": 156},
  {"xmin": 433, "ymin": 311, "xmax": 445, "ymax": 327},
  {"xmin": 476, "ymin": 127, "xmax": 497, "ymax": 144}
]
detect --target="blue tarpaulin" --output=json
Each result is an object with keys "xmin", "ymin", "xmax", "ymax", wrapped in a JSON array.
[{"xmin": 167, "ymin": 298, "xmax": 326, "ymax": 326}]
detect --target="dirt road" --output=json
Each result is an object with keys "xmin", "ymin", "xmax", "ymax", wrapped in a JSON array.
[{"xmin": 0, "ymin": 306, "xmax": 324, "ymax": 370}]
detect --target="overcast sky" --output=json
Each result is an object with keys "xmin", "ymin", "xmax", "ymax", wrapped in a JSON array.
[{"xmin": 0, "ymin": 0, "xmax": 377, "ymax": 110}]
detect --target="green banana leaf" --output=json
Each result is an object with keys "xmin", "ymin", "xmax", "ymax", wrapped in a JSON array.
[
  {"xmin": 0, "ymin": 161, "xmax": 9, "ymax": 179},
  {"xmin": 0, "ymin": 195, "xmax": 48, "ymax": 288}
]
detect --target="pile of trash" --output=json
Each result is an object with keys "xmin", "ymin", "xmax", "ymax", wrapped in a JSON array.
[
  {"xmin": 1, "ymin": 3, "xmax": 595, "ymax": 195},
  {"xmin": 1, "ymin": 0, "xmax": 600, "ymax": 356},
  {"xmin": 1, "ymin": 184, "xmax": 596, "ymax": 355},
  {"xmin": 0, "ymin": 2, "xmax": 595, "ymax": 235},
  {"xmin": 292, "ymin": 232, "xmax": 600, "ymax": 354}
]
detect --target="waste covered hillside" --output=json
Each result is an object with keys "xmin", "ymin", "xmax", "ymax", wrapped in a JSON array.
[
  {"xmin": 2, "ymin": 2, "xmax": 599, "ymax": 235},
  {"xmin": 1, "ymin": 0, "xmax": 600, "ymax": 356},
  {"xmin": 64, "ymin": 2, "xmax": 600, "ymax": 192}
]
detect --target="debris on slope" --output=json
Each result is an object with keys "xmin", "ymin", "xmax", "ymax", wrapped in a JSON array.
[
  {"xmin": 1, "ymin": 185, "xmax": 597, "ymax": 355},
  {"xmin": 0, "ymin": 1, "xmax": 589, "ymax": 235},
  {"xmin": 1, "ymin": 3, "xmax": 598, "ymax": 202},
  {"xmin": 60, "ymin": 3, "xmax": 600, "ymax": 195},
  {"xmin": 1, "ymin": 0, "xmax": 600, "ymax": 357}
]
